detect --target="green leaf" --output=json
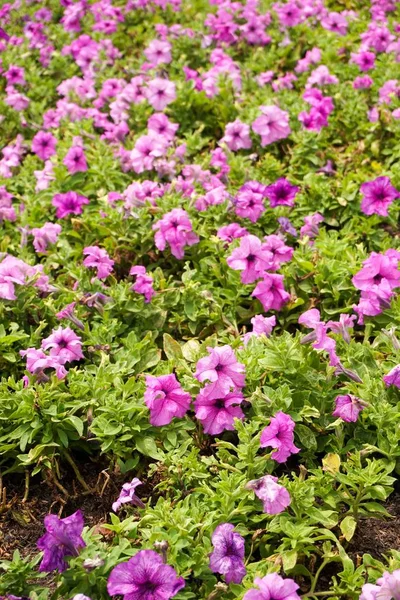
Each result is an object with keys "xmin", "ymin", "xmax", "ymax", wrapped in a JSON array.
[
  {"xmin": 163, "ymin": 334, "xmax": 183, "ymax": 362},
  {"xmin": 135, "ymin": 436, "xmax": 163, "ymax": 460},
  {"xmin": 340, "ymin": 516, "xmax": 357, "ymax": 542}
]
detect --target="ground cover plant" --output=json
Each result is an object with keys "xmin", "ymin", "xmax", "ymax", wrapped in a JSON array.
[{"xmin": 1, "ymin": 0, "xmax": 400, "ymax": 598}]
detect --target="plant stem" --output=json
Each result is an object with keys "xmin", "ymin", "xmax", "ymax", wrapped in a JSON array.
[
  {"xmin": 309, "ymin": 559, "xmax": 329, "ymax": 594},
  {"xmin": 63, "ymin": 450, "xmax": 91, "ymax": 492},
  {"xmin": 22, "ymin": 469, "xmax": 30, "ymax": 503}
]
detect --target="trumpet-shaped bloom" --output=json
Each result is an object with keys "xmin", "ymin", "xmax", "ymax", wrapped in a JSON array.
[
  {"xmin": 195, "ymin": 345, "xmax": 245, "ymax": 397},
  {"xmin": 107, "ymin": 550, "xmax": 185, "ymax": 600},
  {"xmin": 209, "ymin": 523, "xmax": 246, "ymax": 584},
  {"xmin": 260, "ymin": 412, "xmax": 300, "ymax": 463},
  {"xmin": 243, "ymin": 573, "xmax": 300, "ymax": 600},
  {"xmin": 144, "ymin": 374, "xmax": 191, "ymax": 426},
  {"xmin": 246, "ymin": 475, "xmax": 291, "ymax": 514},
  {"xmin": 37, "ymin": 510, "xmax": 85, "ymax": 572}
]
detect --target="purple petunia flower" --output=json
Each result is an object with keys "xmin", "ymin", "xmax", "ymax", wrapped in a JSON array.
[
  {"xmin": 246, "ymin": 475, "xmax": 291, "ymax": 514},
  {"xmin": 221, "ymin": 119, "xmax": 252, "ymax": 151},
  {"xmin": 209, "ymin": 523, "xmax": 246, "ymax": 584},
  {"xmin": 56, "ymin": 302, "xmax": 84, "ymax": 331},
  {"xmin": 243, "ymin": 314, "xmax": 276, "ymax": 345},
  {"xmin": 194, "ymin": 388, "xmax": 244, "ymax": 435},
  {"xmin": 144, "ymin": 374, "xmax": 191, "ymax": 426},
  {"xmin": 243, "ymin": 572, "xmax": 301, "ymax": 600},
  {"xmin": 359, "ymin": 176, "xmax": 400, "ymax": 217},
  {"xmin": 146, "ymin": 78, "xmax": 176, "ymax": 111},
  {"xmin": 41, "ymin": 326, "xmax": 84, "ymax": 365},
  {"xmin": 252, "ymin": 105, "xmax": 291, "ymax": 146},
  {"xmin": 252, "ymin": 274, "xmax": 290, "ymax": 312},
  {"xmin": 83, "ymin": 246, "xmax": 114, "ymax": 280},
  {"xmin": 195, "ymin": 345, "xmax": 245, "ymax": 398},
  {"xmin": 107, "ymin": 549, "xmax": 185, "ymax": 600},
  {"xmin": 153, "ymin": 208, "xmax": 199, "ymax": 259},
  {"xmin": 20, "ymin": 347, "xmax": 67, "ymax": 381},
  {"xmin": 31, "ymin": 222, "xmax": 61, "ymax": 253},
  {"xmin": 264, "ymin": 178, "xmax": 299, "ymax": 208},
  {"xmin": 217, "ymin": 223, "xmax": 248, "ymax": 243},
  {"xmin": 63, "ymin": 145, "xmax": 88, "ymax": 174},
  {"xmin": 260, "ymin": 412, "xmax": 300, "ymax": 463},
  {"xmin": 112, "ymin": 478, "xmax": 145, "ymax": 511},
  {"xmin": 383, "ymin": 365, "xmax": 400, "ymax": 388},
  {"xmin": 37, "ymin": 510, "xmax": 85, "ymax": 572},
  {"xmin": 332, "ymin": 394, "xmax": 366, "ymax": 422},
  {"xmin": 31, "ymin": 131, "xmax": 57, "ymax": 161},
  {"xmin": 130, "ymin": 266, "xmax": 155, "ymax": 303},
  {"xmin": 227, "ymin": 234, "xmax": 273, "ymax": 284},
  {"xmin": 234, "ymin": 181, "xmax": 267, "ymax": 223},
  {"xmin": 52, "ymin": 191, "xmax": 89, "ymax": 218}
]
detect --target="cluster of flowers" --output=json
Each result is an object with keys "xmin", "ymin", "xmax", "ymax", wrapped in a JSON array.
[
  {"xmin": 227, "ymin": 233, "xmax": 292, "ymax": 312},
  {"xmin": 20, "ymin": 326, "xmax": 84, "ymax": 383}
]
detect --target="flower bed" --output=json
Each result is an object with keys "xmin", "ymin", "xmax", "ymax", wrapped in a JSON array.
[{"xmin": 0, "ymin": 0, "xmax": 400, "ymax": 598}]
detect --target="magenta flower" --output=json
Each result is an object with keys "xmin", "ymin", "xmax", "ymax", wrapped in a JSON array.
[
  {"xmin": 351, "ymin": 51, "xmax": 376, "ymax": 72},
  {"xmin": 195, "ymin": 345, "xmax": 245, "ymax": 397},
  {"xmin": 56, "ymin": 302, "xmax": 84, "ymax": 331},
  {"xmin": 243, "ymin": 315, "xmax": 276, "ymax": 345},
  {"xmin": 112, "ymin": 478, "xmax": 145, "ymax": 512},
  {"xmin": 31, "ymin": 131, "xmax": 57, "ymax": 161},
  {"xmin": 352, "ymin": 252, "xmax": 400, "ymax": 292},
  {"xmin": 146, "ymin": 78, "xmax": 176, "ymax": 111},
  {"xmin": 130, "ymin": 134, "xmax": 166, "ymax": 174},
  {"xmin": 326, "ymin": 314, "xmax": 356, "ymax": 344},
  {"xmin": 130, "ymin": 266, "xmax": 155, "ymax": 303},
  {"xmin": 260, "ymin": 412, "xmax": 300, "ymax": 463},
  {"xmin": 0, "ymin": 255, "xmax": 45, "ymax": 300},
  {"xmin": 221, "ymin": 119, "xmax": 252, "ymax": 151},
  {"xmin": 264, "ymin": 178, "xmax": 299, "ymax": 208},
  {"xmin": 107, "ymin": 550, "xmax": 185, "ymax": 600},
  {"xmin": 4, "ymin": 65, "xmax": 24, "ymax": 85},
  {"xmin": 209, "ymin": 523, "xmax": 246, "ymax": 584},
  {"xmin": 194, "ymin": 388, "xmax": 244, "ymax": 435},
  {"xmin": 234, "ymin": 181, "xmax": 267, "ymax": 223},
  {"xmin": 383, "ymin": 365, "xmax": 400, "ymax": 388},
  {"xmin": 262, "ymin": 235, "xmax": 294, "ymax": 269},
  {"xmin": 243, "ymin": 573, "xmax": 300, "ymax": 600},
  {"xmin": 37, "ymin": 510, "xmax": 85, "ymax": 572},
  {"xmin": 217, "ymin": 223, "xmax": 248, "ymax": 243},
  {"xmin": 153, "ymin": 208, "xmax": 199, "ymax": 259},
  {"xmin": 83, "ymin": 246, "xmax": 114, "ymax": 280},
  {"xmin": 144, "ymin": 39, "xmax": 172, "ymax": 65},
  {"xmin": 148, "ymin": 113, "xmax": 178, "ymax": 140},
  {"xmin": 246, "ymin": 475, "xmax": 291, "ymax": 514},
  {"xmin": 144, "ymin": 374, "xmax": 191, "ymax": 426},
  {"xmin": 52, "ymin": 191, "xmax": 89, "ymax": 218},
  {"xmin": 31, "ymin": 222, "xmax": 61, "ymax": 253},
  {"xmin": 332, "ymin": 395, "xmax": 366, "ymax": 422},
  {"xmin": 252, "ymin": 105, "xmax": 291, "ymax": 146},
  {"xmin": 227, "ymin": 235, "xmax": 273, "ymax": 284},
  {"xmin": 63, "ymin": 145, "xmax": 88, "ymax": 174},
  {"xmin": 20, "ymin": 347, "xmax": 67, "ymax": 381},
  {"xmin": 252, "ymin": 274, "xmax": 290, "ymax": 312},
  {"xmin": 41, "ymin": 326, "xmax": 84, "ymax": 365},
  {"xmin": 300, "ymin": 213, "xmax": 324, "ymax": 239},
  {"xmin": 360, "ymin": 176, "xmax": 400, "ymax": 217}
]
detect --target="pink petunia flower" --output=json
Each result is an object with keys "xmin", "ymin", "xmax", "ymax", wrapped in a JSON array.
[
  {"xmin": 144, "ymin": 374, "xmax": 191, "ymax": 426},
  {"xmin": 246, "ymin": 474, "xmax": 291, "ymax": 514},
  {"xmin": 153, "ymin": 208, "xmax": 199, "ymax": 259},
  {"xmin": 195, "ymin": 345, "xmax": 245, "ymax": 398},
  {"xmin": 194, "ymin": 388, "xmax": 244, "ymax": 435},
  {"xmin": 83, "ymin": 246, "xmax": 114, "ymax": 280},
  {"xmin": 252, "ymin": 105, "xmax": 291, "ymax": 146},
  {"xmin": 260, "ymin": 411, "xmax": 300, "ymax": 463},
  {"xmin": 227, "ymin": 234, "xmax": 273, "ymax": 284},
  {"xmin": 252, "ymin": 274, "xmax": 290, "ymax": 312},
  {"xmin": 31, "ymin": 131, "xmax": 57, "ymax": 161},
  {"xmin": 52, "ymin": 191, "xmax": 89, "ymax": 218},
  {"xmin": 41, "ymin": 326, "xmax": 84, "ymax": 365}
]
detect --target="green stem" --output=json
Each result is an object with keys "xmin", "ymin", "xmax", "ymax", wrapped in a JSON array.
[
  {"xmin": 310, "ymin": 559, "xmax": 329, "ymax": 594},
  {"xmin": 22, "ymin": 469, "xmax": 30, "ymax": 503}
]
